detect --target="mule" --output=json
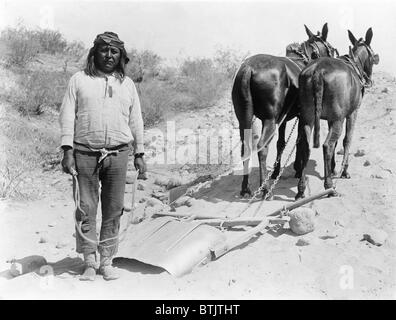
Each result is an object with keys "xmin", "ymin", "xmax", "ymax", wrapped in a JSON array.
[
  {"xmin": 295, "ymin": 28, "xmax": 379, "ymax": 199},
  {"xmin": 232, "ymin": 23, "xmax": 337, "ymax": 198}
]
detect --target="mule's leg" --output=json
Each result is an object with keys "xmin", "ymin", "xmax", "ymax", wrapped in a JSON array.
[
  {"xmin": 323, "ymin": 120, "xmax": 343, "ymax": 193},
  {"xmin": 294, "ymin": 120, "xmax": 305, "ymax": 178},
  {"xmin": 331, "ymin": 141, "xmax": 338, "ymax": 177},
  {"xmin": 341, "ymin": 110, "xmax": 358, "ymax": 179},
  {"xmin": 327, "ymin": 121, "xmax": 338, "ymax": 177},
  {"xmin": 240, "ymin": 128, "xmax": 253, "ymax": 196},
  {"xmin": 271, "ymin": 122, "xmax": 286, "ymax": 179},
  {"xmin": 295, "ymin": 123, "xmax": 312, "ymax": 200},
  {"xmin": 258, "ymin": 119, "xmax": 276, "ymax": 199}
]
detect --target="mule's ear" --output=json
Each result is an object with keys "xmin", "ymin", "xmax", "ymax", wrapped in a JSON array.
[
  {"xmin": 373, "ymin": 53, "xmax": 379, "ymax": 65},
  {"xmin": 365, "ymin": 27, "xmax": 373, "ymax": 46},
  {"xmin": 349, "ymin": 46, "xmax": 355, "ymax": 60},
  {"xmin": 348, "ymin": 30, "xmax": 358, "ymax": 46},
  {"xmin": 321, "ymin": 23, "xmax": 328, "ymax": 41},
  {"xmin": 304, "ymin": 24, "xmax": 315, "ymax": 38}
]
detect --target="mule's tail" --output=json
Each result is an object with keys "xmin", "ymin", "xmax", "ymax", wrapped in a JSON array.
[
  {"xmin": 312, "ymin": 70, "xmax": 324, "ymax": 148},
  {"xmin": 232, "ymin": 65, "xmax": 254, "ymax": 159}
]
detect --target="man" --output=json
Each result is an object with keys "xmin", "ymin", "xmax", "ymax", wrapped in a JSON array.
[{"xmin": 59, "ymin": 32, "xmax": 146, "ymax": 281}]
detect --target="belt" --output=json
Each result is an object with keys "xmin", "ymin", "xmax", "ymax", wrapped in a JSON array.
[{"xmin": 74, "ymin": 142, "xmax": 131, "ymax": 163}]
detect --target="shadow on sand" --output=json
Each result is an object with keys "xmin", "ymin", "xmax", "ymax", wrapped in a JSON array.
[
  {"xmin": 0, "ymin": 256, "xmax": 85, "ymax": 280},
  {"xmin": 113, "ymin": 258, "xmax": 165, "ymax": 275},
  {"xmin": 191, "ymin": 159, "xmax": 321, "ymax": 204},
  {"xmin": 0, "ymin": 254, "xmax": 165, "ymax": 280}
]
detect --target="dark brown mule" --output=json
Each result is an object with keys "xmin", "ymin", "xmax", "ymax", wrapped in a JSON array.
[
  {"xmin": 295, "ymin": 28, "xmax": 379, "ymax": 199},
  {"xmin": 232, "ymin": 23, "xmax": 337, "ymax": 197}
]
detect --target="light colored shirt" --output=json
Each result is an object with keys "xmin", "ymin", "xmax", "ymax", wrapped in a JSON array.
[{"xmin": 59, "ymin": 71, "xmax": 144, "ymax": 153}]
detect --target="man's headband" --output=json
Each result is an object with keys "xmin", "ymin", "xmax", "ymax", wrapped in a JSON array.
[{"xmin": 93, "ymin": 32, "xmax": 129, "ymax": 63}]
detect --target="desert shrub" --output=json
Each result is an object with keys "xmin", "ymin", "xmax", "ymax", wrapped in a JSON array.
[
  {"xmin": 64, "ymin": 40, "xmax": 86, "ymax": 60},
  {"xmin": 0, "ymin": 26, "xmax": 85, "ymax": 68},
  {"xmin": 32, "ymin": 29, "xmax": 67, "ymax": 55},
  {"xmin": 0, "ymin": 26, "xmax": 40, "ymax": 67},
  {"xmin": 214, "ymin": 47, "xmax": 247, "ymax": 79},
  {"xmin": 176, "ymin": 57, "xmax": 228, "ymax": 109},
  {"xmin": 157, "ymin": 65, "xmax": 178, "ymax": 82},
  {"xmin": 139, "ymin": 79, "xmax": 189, "ymax": 127},
  {"xmin": 126, "ymin": 49, "xmax": 162, "ymax": 82},
  {"xmin": 0, "ymin": 105, "xmax": 61, "ymax": 199},
  {"xmin": 11, "ymin": 69, "xmax": 71, "ymax": 116}
]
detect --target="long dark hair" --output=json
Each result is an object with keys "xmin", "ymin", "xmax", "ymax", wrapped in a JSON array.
[{"xmin": 84, "ymin": 45, "xmax": 129, "ymax": 81}]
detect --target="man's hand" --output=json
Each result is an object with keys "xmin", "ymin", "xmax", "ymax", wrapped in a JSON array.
[
  {"xmin": 61, "ymin": 148, "xmax": 76, "ymax": 175},
  {"xmin": 134, "ymin": 156, "xmax": 147, "ymax": 180}
]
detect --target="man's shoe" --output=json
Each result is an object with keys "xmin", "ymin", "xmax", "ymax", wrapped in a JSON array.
[
  {"xmin": 99, "ymin": 265, "xmax": 120, "ymax": 281},
  {"xmin": 79, "ymin": 266, "xmax": 96, "ymax": 281}
]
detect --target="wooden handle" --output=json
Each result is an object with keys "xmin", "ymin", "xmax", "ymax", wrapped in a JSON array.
[{"xmin": 211, "ymin": 187, "xmax": 335, "ymax": 258}]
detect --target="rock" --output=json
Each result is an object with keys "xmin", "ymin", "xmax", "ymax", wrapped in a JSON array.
[
  {"xmin": 370, "ymin": 174, "xmax": 384, "ymax": 179},
  {"xmin": 55, "ymin": 241, "xmax": 68, "ymax": 249},
  {"xmin": 151, "ymin": 190, "xmax": 168, "ymax": 202},
  {"xmin": 137, "ymin": 183, "xmax": 145, "ymax": 191},
  {"xmin": 288, "ymin": 207, "xmax": 316, "ymax": 235},
  {"xmin": 139, "ymin": 197, "xmax": 147, "ymax": 203},
  {"xmin": 296, "ymin": 238, "xmax": 310, "ymax": 246},
  {"xmin": 334, "ymin": 219, "xmax": 346, "ymax": 227},
  {"xmin": 137, "ymin": 172, "xmax": 148, "ymax": 180},
  {"xmin": 166, "ymin": 177, "xmax": 183, "ymax": 190},
  {"xmin": 155, "ymin": 176, "xmax": 183, "ymax": 190},
  {"xmin": 363, "ymin": 160, "xmax": 371, "ymax": 166},
  {"xmin": 146, "ymin": 197, "xmax": 163, "ymax": 207},
  {"xmin": 185, "ymin": 198, "xmax": 195, "ymax": 207},
  {"xmin": 354, "ymin": 149, "xmax": 366, "ymax": 157},
  {"xmin": 144, "ymin": 205, "xmax": 163, "ymax": 219},
  {"xmin": 48, "ymin": 222, "xmax": 57, "ymax": 227},
  {"xmin": 39, "ymin": 235, "xmax": 49, "ymax": 243},
  {"xmin": 337, "ymin": 149, "xmax": 344, "ymax": 155},
  {"xmin": 319, "ymin": 233, "xmax": 338, "ymax": 240},
  {"xmin": 154, "ymin": 176, "xmax": 169, "ymax": 187},
  {"xmin": 125, "ymin": 174, "xmax": 136, "ymax": 184},
  {"xmin": 382, "ymin": 87, "xmax": 389, "ymax": 93},
  {"xmin": 130, "ymin": 206, "xmax": 146, "ymax": 224},
  {"xmin": 173, "ymin": 196, "xmax": 192, "ymax": 208},
  {"xmin": 363, "ymin": 229, "xmax": 388, "ymax": 246}
]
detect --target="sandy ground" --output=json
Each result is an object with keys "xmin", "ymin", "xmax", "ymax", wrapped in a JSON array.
[{"xmin": 0, "ymin": 72, "xmax": 395, "ymax": 300}]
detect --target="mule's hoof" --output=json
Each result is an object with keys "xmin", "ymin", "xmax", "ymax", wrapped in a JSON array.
[
  {"xmin": 270, "ymin": 172, "xmax": 279, "ymax": 180},
  {"xmin": 330, "ymin": 170, "xmax": 338, "ymax": 178},
  {"xmin": 240, "ymin": 189, "xmax": 252, "ymax": 198},
  {"xmin": 262, "ymin": 191, "xmax": 273, "ymax": 201},
  {"xmin": 295, "ymin": 192, "xmax": 305, "ymax": 200},
  {"xmin": 340, "ymin": 171, "xmax": 351, "ymax": 179}
]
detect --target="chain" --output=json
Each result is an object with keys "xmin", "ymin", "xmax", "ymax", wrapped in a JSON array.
[{"xmin": 239, "ymin": 118, "xmax": 299, "ymax": 215}]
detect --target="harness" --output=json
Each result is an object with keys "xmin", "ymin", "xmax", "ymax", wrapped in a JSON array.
[
  {"xmin": 284, "ymin": 56, "xmax": 303, "ymax": 71},
  {"xmin": 339, "ymin": 41, "xmax": 376, "ymax": 89},
  {"xmin": 309, "ymin": 35, "xmax": 339, "ymax": 59},
  {"xmin": 287, "ymin": 36, "xmax": 338, "ymax": 65}
]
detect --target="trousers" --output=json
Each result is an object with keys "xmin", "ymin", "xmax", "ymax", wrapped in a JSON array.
[{"xmin": 73, "ymin": 147, "xmax": 129, "ymax": 257}]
